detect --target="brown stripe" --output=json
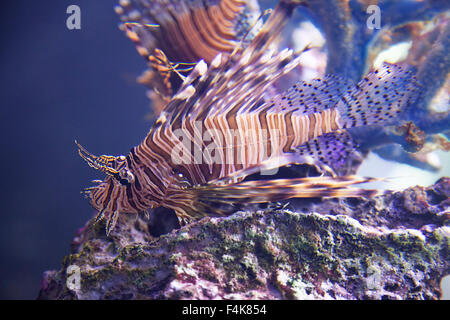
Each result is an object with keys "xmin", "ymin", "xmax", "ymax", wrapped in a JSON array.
[
  {"xmin": 308, "ymin": 113, "xmax": 317, "ymax": 140},
  {"xmin": 143, "ymin": 167, "xmax": 165, "ymax": 196},
  {"xmin": 208, "ymin": 6, "xmax": 235, "ymax": 38},
  {"xmin": 110, "ymin": 187, "xmax": 119, "ymax": 212},
  {"xmin": 178, "ymin": 12, "xmax": 218, "ymax": 62},
  {"xmin": 163, "ymin": 14, "xmax": 198, "ymax": 62},
  {"xmin": 133, "ymin": 175, "xmax": 148, "ymax": 208},
  {"xmin": 330, "ymin": 108, "xmax": 340, "ymax": 130},
  {"xmin": 282, "ymin": 110, "xmax": 295, "ymax": 152},
  {"xmin": 192, "ymin": 8, "xmax": 235, "ymax": 56},
  {"xmin": 126, "ymin": 184, "xmax": 139, "ymax": 212},
  {"xmin": 258, "ymin": 108, "xmax": 271, "ymax": 159},
  {"xmin": 100, "ymin": 181, "xmax": 114, "ymax": 210},
  {"xmin": 219, "ymin": 0, "xmax": 236, "ymax": 21}
]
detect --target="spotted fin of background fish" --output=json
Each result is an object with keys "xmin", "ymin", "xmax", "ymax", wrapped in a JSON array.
[
  {"xmin": 78, "ymin": 0, "xmax": 422, "ymax": 235},
  {"xmin": 295, "ymin": 131, "xmax": 363, "ymax": 176}
]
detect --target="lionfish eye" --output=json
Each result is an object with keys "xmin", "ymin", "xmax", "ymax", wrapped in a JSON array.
[
  {"xmin": 113, "ymin": 172, "xmax": 130, "ymax": 186},
  {"xmin": 116, "ymin": 169, "xmax": 135, "ymax": 186}
]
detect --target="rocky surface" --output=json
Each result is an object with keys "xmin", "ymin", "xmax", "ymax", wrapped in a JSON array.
[{"xmin": 38, "ymin": 178, "xmax": 449, "ymax": 300}]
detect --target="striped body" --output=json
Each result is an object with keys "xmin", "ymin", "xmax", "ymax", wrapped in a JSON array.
[
  {"xmin": 90, "ymin": 106, "xmax": 342, "ymax": 224},
  {"xmin": 79, "ymin": 0, "xmax": 421, "ymax": 234}
]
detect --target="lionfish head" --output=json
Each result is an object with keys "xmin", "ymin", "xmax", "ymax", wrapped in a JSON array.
[
  {"xmin": 75, "ymin": 140, "xmax": 139, "ymax": 223},
  {"xmin": 75, "ymin": 140, "xmax": 135, "ymax": 184}
]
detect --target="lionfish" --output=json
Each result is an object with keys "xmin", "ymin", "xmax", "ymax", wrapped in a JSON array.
[{"xmin": 77, "ymin": 0, "xmax": 420, "ymax": 235}]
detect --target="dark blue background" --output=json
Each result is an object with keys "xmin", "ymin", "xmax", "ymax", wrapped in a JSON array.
[{"xmin": 0, "ymin": 1, "xmax": 150, "ymax": 299}]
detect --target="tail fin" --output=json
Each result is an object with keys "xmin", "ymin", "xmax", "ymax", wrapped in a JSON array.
[
  {"xmin": 194, "ymin": 175, "xmax": 380, "ymax": 205},
  {"xmin": 295, "ymin": 131, "xmax": 362, "ymax": 176},
  {"xmin": 336, "ymin": 62, "xmax": 421, "ymax": 129}
]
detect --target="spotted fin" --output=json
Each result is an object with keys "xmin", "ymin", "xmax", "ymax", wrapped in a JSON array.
[
  {"xmin": 295, "ymin": 131, "xmax": 363, "ymax": 176},
  {"xmin": 336, "ymin": 62, "xmax": 421, "ymax": 128},
  {"xmin": 269, "ymin": 75, "xmax": 354, "ymax": 114}
]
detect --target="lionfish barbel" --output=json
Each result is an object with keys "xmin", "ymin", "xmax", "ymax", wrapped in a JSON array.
[{"xmin": 77, "ymin": 0, "xmax": 421, "ymax": 235}]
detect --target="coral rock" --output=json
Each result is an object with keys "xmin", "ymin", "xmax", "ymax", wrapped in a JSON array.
[{"xmin": 38, "ymin": 178, "xmax": 449, "ymax": 300}]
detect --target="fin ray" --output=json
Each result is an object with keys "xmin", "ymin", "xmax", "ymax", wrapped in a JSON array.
[{"xmin": 194, "ymin": 175, "xmax": 380, "ymax": 204}]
